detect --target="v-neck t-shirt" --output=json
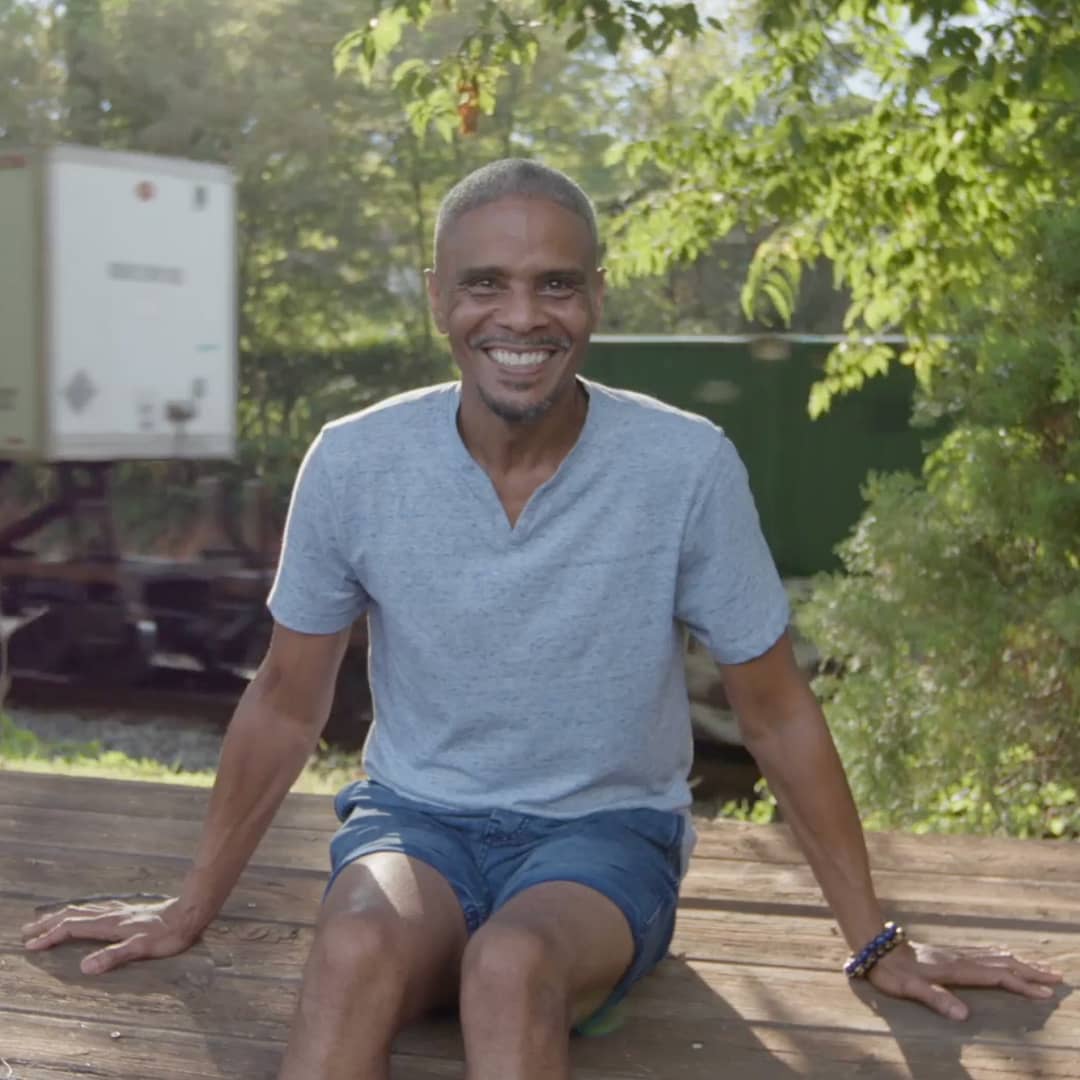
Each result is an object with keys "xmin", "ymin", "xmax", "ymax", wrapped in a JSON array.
[{"xmin": 268, "ymin": 378, "xmax": 789, "ymax": 818}]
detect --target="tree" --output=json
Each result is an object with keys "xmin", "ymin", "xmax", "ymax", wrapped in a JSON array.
[
  {"xmin": 611, "ymin": 0, "xmax": 1080, "ymax": 412},
  {"xmin": 0, "ymin": 0, "xmax": 64, "ymax": 143}
]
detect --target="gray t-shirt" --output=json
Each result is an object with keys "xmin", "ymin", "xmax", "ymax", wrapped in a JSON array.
[{"xmin": 268, "ymin": 379, "xmax": 789, "ymax": 818}]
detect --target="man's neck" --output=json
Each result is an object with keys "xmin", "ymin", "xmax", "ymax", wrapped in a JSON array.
[{"xmin": 457, "ymin": 380, "xmax": 588, "ymax": 477}]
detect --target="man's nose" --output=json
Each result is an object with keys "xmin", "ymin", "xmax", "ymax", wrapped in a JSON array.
[{"xmin": 496, "ymin": 284, "xmax": 547, "ymax": 333}]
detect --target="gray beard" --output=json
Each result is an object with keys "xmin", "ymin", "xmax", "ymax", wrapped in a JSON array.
[{"xmin": 478, "ymin": 382, "xmax": 563, "ymax": 425}]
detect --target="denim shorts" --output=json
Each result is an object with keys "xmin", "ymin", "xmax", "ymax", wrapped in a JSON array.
[{"xmin": 327, "ymin": 779, "xmax": 687, "ymax": 1025}]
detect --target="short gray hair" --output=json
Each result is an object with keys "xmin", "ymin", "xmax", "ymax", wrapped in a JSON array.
[{"xmin": 434, "ymin": 159, "xmax": 600, "ymax": 266}]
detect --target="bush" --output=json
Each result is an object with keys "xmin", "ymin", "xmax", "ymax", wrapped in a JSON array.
[{"xmin": 799, "ymin": 209, "xmax": 1080, "ymax": 838}]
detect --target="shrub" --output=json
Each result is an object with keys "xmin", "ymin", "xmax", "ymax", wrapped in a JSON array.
[{"xmin": 798, "ymin": 209, "xmax": 1080, "ymax": 837}]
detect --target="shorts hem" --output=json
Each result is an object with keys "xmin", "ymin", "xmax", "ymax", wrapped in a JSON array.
[
  {"xmin": 325, "ymin": 845, "xmax": 485, "ymax": 934},
  {"xmin": 496, "ymin": 872, "xmax": 673, "ymax": 1016}
]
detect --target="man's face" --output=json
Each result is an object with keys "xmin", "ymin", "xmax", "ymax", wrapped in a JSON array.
[{"xmin": 428, "ymin": 196, "xmax": 604, "ymax": 425}]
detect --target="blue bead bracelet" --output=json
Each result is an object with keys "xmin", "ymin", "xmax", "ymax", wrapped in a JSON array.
[{"xmin": 843, "ymin": 921, "xmax": 907, "ymax": 978}]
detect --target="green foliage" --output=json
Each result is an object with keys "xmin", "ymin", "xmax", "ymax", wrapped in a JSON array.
[
  {"xmin": 608, "ymin": 0, "xmax": 1080, "ymax": 413},
  {"xmin": 335, "ymin": 0, "xmax": 713, "ymax": 141},
  {"xmin": 236, "ymin": 342, "xmax": 454, "ymax": 506},
  {"xmin": 797, "ymin": 208, "xmax": 1080, "ymax": 837},
  {"xmin": 0, "ymin": 0, "xmax": 65, "ymax": 141},
  {"xmin": 717, "ymin": 777, "xmax": 779, "ymax": 825}
]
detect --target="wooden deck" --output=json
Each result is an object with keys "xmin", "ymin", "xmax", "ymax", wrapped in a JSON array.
[{"xmin": 2, "ymin": 770, "xmax": 1077, "ymax": 1078}]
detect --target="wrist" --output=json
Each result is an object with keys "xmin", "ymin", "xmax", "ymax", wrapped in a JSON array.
[
  {"xmin": 843, "ymin": 921, "xmax": 908, "ymax": 979},
  {"xmin": 170, "ymin": 893, "xmax": 216, "ymax": 940},
  {"xmin": 833, "ymin": 903, "xmax": 889, "ymax": 953}
]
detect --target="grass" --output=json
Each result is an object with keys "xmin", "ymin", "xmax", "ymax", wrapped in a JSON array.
[{"xmin": 0, "ymin": 712, "xmax": 364, "ymax": 795}]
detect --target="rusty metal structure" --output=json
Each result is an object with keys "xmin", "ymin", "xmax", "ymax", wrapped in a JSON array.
[{"xmin": 0, "ymin": 465, "xmax": 273, "ymax": 684}]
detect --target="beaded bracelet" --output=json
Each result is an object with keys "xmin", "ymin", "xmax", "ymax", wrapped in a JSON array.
[{"xmin": 843, "ymin": 921, "xmax": 907, "ymax": 978}]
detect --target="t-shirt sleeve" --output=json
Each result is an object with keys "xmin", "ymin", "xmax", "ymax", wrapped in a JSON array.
[
  {"xmin": 267, "ymin": 434, "xmax": 370, "ymax": 634},
  {"xmin": 675, "ymin": 438, "xmax": 789, "ymax": 664}
]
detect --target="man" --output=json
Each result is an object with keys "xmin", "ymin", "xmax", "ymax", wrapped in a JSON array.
[{"xmin": 22, "ymin": 160, "xmax": 1060, "ymax": 1080}]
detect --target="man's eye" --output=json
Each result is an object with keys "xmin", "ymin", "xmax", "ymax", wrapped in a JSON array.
[
  {"xmin": 542, "ymin": 278, "xmax": 575, "ymax": 295},
  {"xmin": 465, "ymin": 278, "xmax": 498, "ymax": 292}
]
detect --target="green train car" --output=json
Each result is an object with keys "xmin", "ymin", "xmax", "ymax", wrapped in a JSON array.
[{"xmin": 585, "ymin": 335, "xmax": 927, "ymax": 577}]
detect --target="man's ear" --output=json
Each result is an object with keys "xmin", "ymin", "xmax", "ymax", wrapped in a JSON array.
[{"xmin": 425, "ymin": 268, "xmax": 448, "ymax": 334}]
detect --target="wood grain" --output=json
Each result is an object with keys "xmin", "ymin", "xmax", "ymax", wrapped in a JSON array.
[{"xmin": 1, "ymin": 771, "xmax": 1076, "ymax": 1079}]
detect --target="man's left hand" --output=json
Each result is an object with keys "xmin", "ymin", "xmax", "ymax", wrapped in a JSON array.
[{"xmin": 864, "ymin": 941, "xmax": 1063, "ymax": 1020}]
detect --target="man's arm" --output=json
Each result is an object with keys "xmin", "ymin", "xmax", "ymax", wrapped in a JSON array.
[
  {"xmin": 719, "ymin": 630, "xmax": 885, "ymax": 951},
  {"xmin": 720, "ymin": 630, "xmax": 1062, "ymax": 1019},
  {"xmin": 22, "ymin": 621, "xmax": 351, "ymax": 974}
]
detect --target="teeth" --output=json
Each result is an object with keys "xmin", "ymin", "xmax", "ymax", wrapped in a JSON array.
[{"xmin": 489, "ymin": 349, "xmax": 548, "ymax": 368}]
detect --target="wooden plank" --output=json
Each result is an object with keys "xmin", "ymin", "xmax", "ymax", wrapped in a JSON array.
[
  {"xmin": 7, "ymin": 1010, "xmax": 1080, "ymax": 1080},
  {"xmin": 5, "ymin": 896, "xmax": 1077, "ymax": 986},
  {"xmin": 0, "ymin": 768, "xmax": 336, "ymax": 833},
  {"xmin": 670, "ymin": 909, "xmax": 1079, "ymax": 972},
  {"xmin": 5, "ymin": 949, "xmax": 1077, "ymax": 1080},
  {"xmin": 0, "ymin": 805, "xmax": 333, "ymax": 875},
  {"xmin": 679, "ymin": 860, "xmax": 1080, "ymax": 923},
  {"xmin": 0, "ymin": 844, "xmax": 324, "ymax": 927},
  {"xmin": 7, "ymin": 802, "xmax": 1080, "ymax": 924},
  {"xmin": 6, "ymin": 937, "xmax": 1076, "ymax": 1055},
  {"xmin": 691, "ymin": 818, "xmax": 1080, "ymax": 884},
  {"xmin": 10, "ymin": 840, "xmax": 1068, "ymax": 956},
  {"xmin": 5, "ymin": 828, "xmax": 1080, "ymax": 939},
  {"xmin": 0, "ymin": 1011, "xmax": 672, "ymax": 1080},
  {"xmin": 633, "ymin": 956, "xmax": 1078, "ymax": 1041},
  {"xmin": 3, "ymin": 770, "xmax": 1077, "ymax": 885},
  {"xmin": 1, "ymin": 1012, "xmax": 477, "ymax": 1080}
]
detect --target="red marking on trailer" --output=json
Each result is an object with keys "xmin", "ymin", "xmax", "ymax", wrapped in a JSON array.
[
  {"xmin": 0, "ymin": 155, "xmax": 27, "ymax": 169},
  {"xmin": 135, "ymin": 181, "xmax": 156, "ymax": 201}
]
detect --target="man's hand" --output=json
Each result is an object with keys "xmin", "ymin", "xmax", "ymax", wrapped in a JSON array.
[
  {"xmin": 21, "ymin": 896, "xmax": 200, "ymax": 976},
  {"xmin": 865, "ymin": 940, "xmax": 1063, "ymax": 1020}
]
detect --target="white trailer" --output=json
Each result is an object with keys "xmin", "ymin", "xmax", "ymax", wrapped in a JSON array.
[{"xmin": 0, "ymin": 144, "xmax": 236, "ymax": 462}]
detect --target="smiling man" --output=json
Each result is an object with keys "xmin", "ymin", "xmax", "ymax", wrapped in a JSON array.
[{"xmin": 22, "ymin": 160, "xmax": 1061, "ymax": 1080}]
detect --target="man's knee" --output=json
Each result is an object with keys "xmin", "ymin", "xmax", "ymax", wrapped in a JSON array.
[
  {"xmin": 310, "ymin": 908, "xmax": 413, "ymax": 998},
  {"xmin": 460, "ymin": 920, "xmax": 569, "ymax": 1022}
]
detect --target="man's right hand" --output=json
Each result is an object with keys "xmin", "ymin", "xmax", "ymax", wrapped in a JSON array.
[
  {"xmin": 21, "ymin": 896, "xmax": 200, "ymax": 975},
  {"xmin": 19, "ymin": 624, "xmax": 351, "ymax": 980}
]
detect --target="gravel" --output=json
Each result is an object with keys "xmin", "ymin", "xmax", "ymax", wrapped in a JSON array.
[{"xmin": 5, "ymin": 705, "xmax": 227, "ymax": 772}]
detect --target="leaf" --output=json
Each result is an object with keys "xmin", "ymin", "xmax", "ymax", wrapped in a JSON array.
[
  {"xmin": 602, "ymin": 141, "xmax": 628, "ymax": 167},
  {"xmin": 391, "ymin": 58, "xmax": 428, "ymax": 88},
  {"xmin": 565, "ymin": 25, "xmax": 587, "ymax": 51},
  {"xmin": 808, "ymin": 380, "xmax": 832, "ymax": 419},
  {"xmin": 369, "ymin": 8, "xmax": 408, "ymax": 59},
  {"xmin": 863, "ymin": 294, "xmax": 896, "ymax": 331},
  {"xmin": 762, "ymin": 279, "xmax": 793, "ymax": 324},
  {"xmin": 596, "ymin": 16, "xmax": 625, "ymax": 54},
  {"xmin": 333, "ymin": 29, "xmax": 366, "ymax": 75},
  {"xmin": 432, "ymin": 112, "xmax": 457, "ymax": 142}
]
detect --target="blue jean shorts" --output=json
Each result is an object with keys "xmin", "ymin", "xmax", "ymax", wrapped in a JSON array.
[{"xmin": 327, "ymin": 779, "xmax": 686, "ymax": 1025}]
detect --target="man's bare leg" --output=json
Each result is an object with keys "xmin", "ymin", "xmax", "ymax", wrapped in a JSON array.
[
  {"xmin": 459, "ymin": 882, "xmax": 634, "ymax": 1080},
  {"xmin": 277, "ymin": 852, "xmax": 468, "ymax": 1080}
]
